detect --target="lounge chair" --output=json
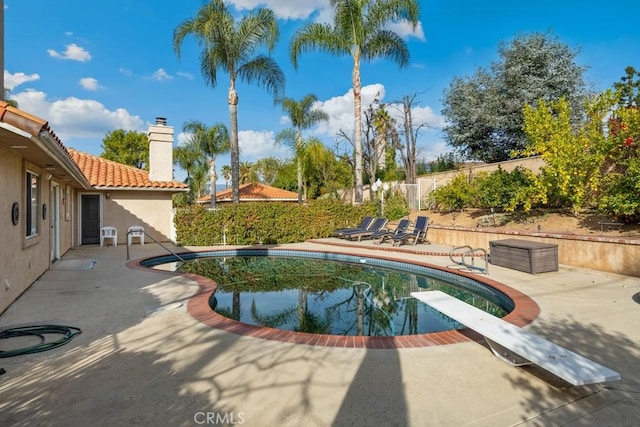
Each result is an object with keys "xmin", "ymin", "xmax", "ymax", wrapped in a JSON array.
[
  {"xmin": 333, "ymin": 216, "xmax": 374, "ymax": 237},
  {"xmin": 372, "ymin": 218, "xmax": 411, "ymax": 244},
  {"xmin": 391, "ymin": 216, "xmax": 429, "ymax": 246},
  {"xmin": 341, "ymin": 217, "xmax": 389, "ymax": 241}
]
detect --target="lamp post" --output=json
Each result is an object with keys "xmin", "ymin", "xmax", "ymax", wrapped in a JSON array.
[{"xmin": 371, "ymin": 178, "xmax": 390, "ymax": 216}]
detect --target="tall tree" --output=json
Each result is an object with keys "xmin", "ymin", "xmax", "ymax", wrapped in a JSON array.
[
  {"xmin": 182, "ymin": 120, "xmax": 230, "ymax": 209},
  {"xmin": 173, "ymin": 1, "xmax": 285, "ymax": 203},
  {"xmin": 614, "ymin": 66, "xmax": 640, "ymax": 108},
  {"xmin": 220, "ymin": 165, "xmax": 232, "ymax": 189},
  {"xmin": 276, "ymin": 94, "xmax": 329, "ymax": 203},
  {"xmin": 399, "ymin": 94, "xmax": 424, "ymax": 184},
  {"xmin": 442, "ymin": 32, "xmax": 589, "ymax": 162},
  {"xmin": 290, "ymin": 0, "xmax": 420, "ymax": 204},
  {"xmin": 174, "ymin": 139, "xmax": 207, "ymax": 203},
  {"xmin": 276, "ymin": 93, "xmax": 328, "ymax": 203},
  {"xmin": 101, "ymin": 129, "xmax": 149, "ymax": 169}
]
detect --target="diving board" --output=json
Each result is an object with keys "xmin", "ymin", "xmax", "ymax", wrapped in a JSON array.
[{"xmin": 411, "ymin": 291, "xmax": 621, "ymax": 386}]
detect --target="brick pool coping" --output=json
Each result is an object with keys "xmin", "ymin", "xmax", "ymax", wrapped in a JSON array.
[{"xmin": 129, "ymin": 245, "xmax": 540, "ymax": 349}]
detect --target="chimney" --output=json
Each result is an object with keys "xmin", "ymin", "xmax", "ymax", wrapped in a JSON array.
[{"xmin": 148, "ymin": 117, "xmax": 173, "ymax": 182}]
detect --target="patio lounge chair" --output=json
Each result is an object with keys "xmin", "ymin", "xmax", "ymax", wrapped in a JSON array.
[
  {"xmin": 333, "ymin": 216, "xmax": 374, "ymax": 237},
  {"xmin": 391, "ymin": 216, "xmax": 429, "ymax": 246},
  {"xmin": 372, "ymin": 218, "xmax": 411, "ymax": 244},
  {"xmin": 341, "ymin": 217, "xmax": 389, "ymax": 241}
]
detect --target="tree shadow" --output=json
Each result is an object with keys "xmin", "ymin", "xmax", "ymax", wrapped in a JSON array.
[{"xmin": 504, "ymin": 315, "xmax": 640, "ymax": 424}]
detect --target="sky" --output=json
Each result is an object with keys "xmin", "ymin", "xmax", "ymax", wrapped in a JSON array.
[{"xmin": 4, "ymin": 0, "xmax": 640, "ymax": 183}]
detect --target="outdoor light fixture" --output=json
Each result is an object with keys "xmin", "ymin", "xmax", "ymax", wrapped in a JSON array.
[{"xmin": 371, "ymin": 178, "xmax": 390, "ymax": 216}]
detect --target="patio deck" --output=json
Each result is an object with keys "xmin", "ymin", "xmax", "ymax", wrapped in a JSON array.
[{"xmin": 1, "ymin": 240, "xmax": 639, "ymax": 426}]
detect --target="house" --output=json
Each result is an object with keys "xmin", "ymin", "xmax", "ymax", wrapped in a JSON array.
[
  {"xmin": 0, "ymin": 101, "xmax": 188, "ymax": 313},
  {"xmin": 196, "ymin": 182, "xmax": 299, "ymax": 204}
]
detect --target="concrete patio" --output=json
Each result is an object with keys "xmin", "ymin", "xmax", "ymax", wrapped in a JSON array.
[{"xmin": 1, "ymin": 240, "xmax": 639, "ymax": 426}]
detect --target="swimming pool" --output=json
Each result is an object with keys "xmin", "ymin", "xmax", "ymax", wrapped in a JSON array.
[{"xmin": 139, "ymin": 248, "xmax": 538, "ymax": 348}]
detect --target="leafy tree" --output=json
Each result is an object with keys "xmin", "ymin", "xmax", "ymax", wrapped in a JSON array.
[
  {"xmin": 174, "ymin": 1, "xmax": 285, "ymax": 203},
  {"xmin": 301, "ymin": 138, "xmax": 336, "ymax": 198},
  {"xmin": 254, "ymin": 157, "xmax": 282, "ymax": 185},
  {"xmin": 174, "ymin": 139, "xmax": 208, "ymax": 203},
  {"xmin": 522, "ymin": 95, "xmax": 608, "ymax": 214},
  {"xmin": 442, "ymin": 32, "xmax": 588, "ymax": 162},
  {"xmin": 182, "ymin": 121, "xmax": 230, "ymax": 209},
  {"xmin": 276, "ymin": 93, "xmax": 328, "ymax": 203},
  {"xmin": 614, "ymin": 66, "xmax": 640, "ymax": 108},
  {"xmin": 426, "ymin": 152, "xmax": 459, "ymax": 173},
  {"xmin": 101, "ymin": 129, "xmax": 149, "ymax": 170},
  {"xmin": 290, "ymin": 0, "xmax": 420, "ymax": 204},
  {"xmin": 599, "ymin": 90, "xmax": 640, "ymax": 218}
]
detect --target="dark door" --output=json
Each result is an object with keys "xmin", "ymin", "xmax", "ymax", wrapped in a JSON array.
[{"xmin": 81, "ymin": 195, "xmax": 100, "ymax": 245}]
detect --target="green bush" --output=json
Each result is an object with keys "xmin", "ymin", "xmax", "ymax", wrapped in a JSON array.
[
  {"xmin": 381, "ymin": 189, "xmax": 410, "ymax": 219},
  {"xmin": 174, "ymin": 200, "xmax": 377, "ymax": 246},
  {"xmin": 474, "ymin": 167, "xmax": 543, "ymax": 212},
  {"xmin": 428, "ymin": 174, "xmax": 475, "ymax": 211}
]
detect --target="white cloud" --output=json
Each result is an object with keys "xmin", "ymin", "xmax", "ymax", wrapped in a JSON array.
[
  {"xmin": 151, "ymin": 68, "xmax": 173, "ymax": 81},
  {"xmin": 4, "ymin": 70, "xmax": 40, "ymax": 90},
  {"xmin": 79, "ymin": 77, "xmax": 101, "ymax": 91},
  {"xmin": 226, "ymin": 0, "xmax": 330, "ymax": 20},
  {"xmin": 47, "ymin": 43, "xmax": 91, "ymax": 62},
  {"xmin": 11, "ymin": 89, "xmax": 144, "ymax": 140},
  {"xmin": 176, "ymin": 71, "xmax": 194, "ymax": 80},
  {"xmin": 239, "ymin": 130, "xmax": 290, "ymax": 161},
  {"xmin": 314, "ymin": 83, "xmax": 385, "ymax": 138},
  {"xmin": 119, "ymin": 68, "xmax": 133, "ymax": 77},
  {"xmin": 387, "ymin": 20, "xmax": 425, "ymax": 41},
  {"xmin": 309, "ymin": 83, "xmax": 446, "ymax": 159}
]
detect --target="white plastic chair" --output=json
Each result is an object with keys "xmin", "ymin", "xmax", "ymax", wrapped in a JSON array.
[
  {"xmin": 100, "ymin": 226, "xmax": 118, "ymax": 247},
  {"xmin": 127, "ymin": 226, "xmax": 145, "ymax": 246}
]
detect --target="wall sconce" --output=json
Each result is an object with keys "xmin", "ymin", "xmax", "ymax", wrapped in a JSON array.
[
  {"xmin": 105, "ymin": 192, "xmax": 111, "ymax": 199},
  {"xmin": 45, "ymin": 173, "xmax": 52, "ymax": 181}
]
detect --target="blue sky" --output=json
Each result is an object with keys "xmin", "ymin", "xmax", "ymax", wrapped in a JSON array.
[{"xmin": 5, "ymin": 0, "xmax": 639, "ymax": 182}]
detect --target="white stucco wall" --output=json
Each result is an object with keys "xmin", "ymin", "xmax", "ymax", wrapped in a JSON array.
[
  {"xmin": 98, "ymin": 190, "xmax": 176, "ymax": 244},
  {"xmin": 0, "ymin": 148, "xmax": 71, "ymax": 314}
]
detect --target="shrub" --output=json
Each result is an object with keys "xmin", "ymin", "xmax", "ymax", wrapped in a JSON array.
[
  {"xmin": 174, "ymin": 200, "xmax": 377, "ymax": 246},
  {"xmin": 427, "ymin": 174, "xmax": 475, "ymax": 211}
]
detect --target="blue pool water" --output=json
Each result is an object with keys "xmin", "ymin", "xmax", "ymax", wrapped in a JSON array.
[{"xmin": 143, "ymin": 249, "xmax": 513, "ymax": 337}]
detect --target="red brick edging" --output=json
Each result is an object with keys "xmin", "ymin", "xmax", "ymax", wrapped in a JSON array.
[{"xmin": 128, "ymin": 248, "xmax": 540, "ymax": 349}]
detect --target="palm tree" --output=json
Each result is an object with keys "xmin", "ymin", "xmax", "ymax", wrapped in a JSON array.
[
  {"xmin": 173, "ymin": 140, "xmax": 202, "ymax": 203},
  {"xmin": 239, "ymin": 161, "xmax": 256, "ymax": 184},
  {"xmin": 182, "ymin": 120, "xmax": 230, "ymax": 209},
  {"xmin": 276, "ymin": 94, "xmax": 328, "ymax": 203},
  {"xmin": 290, "ymin": 0, "xmax": 420, "ymax": 204},
  {"xmin": 174, "ymin": 1, "xmax": 285, "ymax": 203},
  {"xmin": 221, "ymin": 165, "xmax": 232, "ymax": 189}
]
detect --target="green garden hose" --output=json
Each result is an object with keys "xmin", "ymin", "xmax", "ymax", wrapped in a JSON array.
[{"xmin": 0, "ymin": 325, "xmax": 82, "ymax": 358}]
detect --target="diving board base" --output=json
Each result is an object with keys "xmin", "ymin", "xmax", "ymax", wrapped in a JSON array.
[{"xmin": 411, "ymin": 290, "xmax": 621, "ymax": 386}]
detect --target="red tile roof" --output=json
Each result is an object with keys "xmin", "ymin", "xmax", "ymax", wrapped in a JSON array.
[
  {"xmin": 197, "ymin": 182, "xmax": 299, "ymax": 203},
  {"xmin": 69, "ymin": 148, "xmax": 188, "ymax": 190}
]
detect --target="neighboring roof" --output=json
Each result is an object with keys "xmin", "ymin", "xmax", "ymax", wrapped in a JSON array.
[
  {"xmin": 68, "ymin": 148, "xmax": 188, "ymax": 191},
  {"xmin": 197, "ymin": 182, "xmax": 299, "ymax": 203},
  {"xmin": 0, "ymin": 101, "xmax": 91, "ymax": 188}
]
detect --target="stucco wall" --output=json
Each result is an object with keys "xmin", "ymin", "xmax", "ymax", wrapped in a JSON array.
[
  {"xmin": 100, "ymin": 190, "xmax": 175, "ymax": 244},
  {"xmin": 428, "ymin": 224, "xmax": 640, "ymax": 277},
  {"xmin": 0, "ymin": 149, "xmax": 70, "ymax": 313}
]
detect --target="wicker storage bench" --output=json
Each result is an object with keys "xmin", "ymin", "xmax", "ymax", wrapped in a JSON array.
[{"xmin": 489, "ymin": 239, "xmax": 558, "ymax": 274}]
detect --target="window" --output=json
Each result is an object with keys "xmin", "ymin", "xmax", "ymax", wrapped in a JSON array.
[{"xmin": 26, "ymin": 171, "xmax": 40, "ymax": 237}]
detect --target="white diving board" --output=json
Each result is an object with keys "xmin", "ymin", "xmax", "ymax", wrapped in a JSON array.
[{"xmin": 411, "ymin": 291, "xmax": 621, "ymax": 386}]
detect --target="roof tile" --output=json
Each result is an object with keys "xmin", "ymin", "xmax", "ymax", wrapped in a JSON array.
[
  {"xmin": 69, "ymin": 148, "xmax": 188, "ymax": 190},
  {"xmin": 197, "ymin": 182, "xmax": 298, "ymax": 203}
]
